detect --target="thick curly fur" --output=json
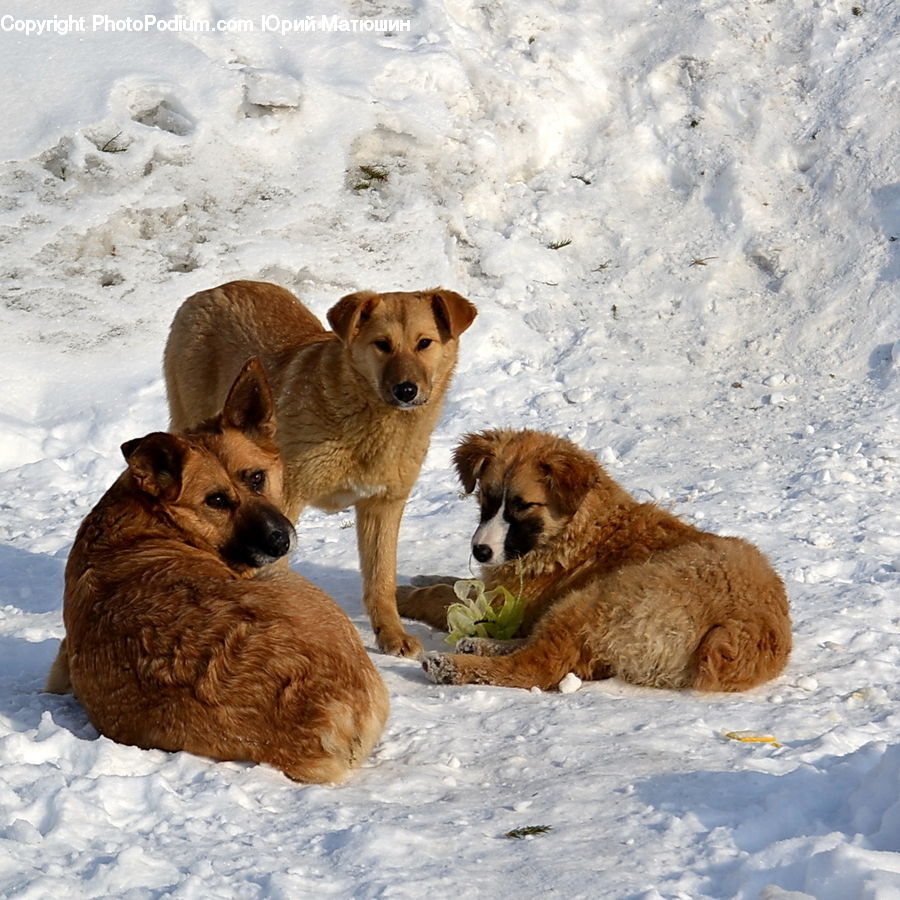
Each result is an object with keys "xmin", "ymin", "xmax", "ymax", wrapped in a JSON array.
[{"xmin": 402, "ymin": 429, "xmax": 791, "ymax": 692}]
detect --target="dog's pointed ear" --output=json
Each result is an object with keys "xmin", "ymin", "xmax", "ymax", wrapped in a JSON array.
[
  {"xmin": 222, "ymin": 357, "xmax": 276, "ymax": 440},
  {"xmin": 327, "ymin": 291, "xmax": 382, "ymax": 344},
  {"xmin": 538, "ymin": 443, "xmax": 600, "ymax": 517},
  {"xmin": 430, "ymin": 289, "xmax": 477, "ymax": 340},
  {"xmin": 454, "ymin": 430, "xmax": 501, "ymax": 493},
  {"xmin": 122, "ymin": 432, "xmax": 189, "ymax": 502}
]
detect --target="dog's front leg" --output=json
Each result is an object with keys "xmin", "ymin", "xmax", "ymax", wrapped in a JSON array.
[
  {"xmin": 356, "ymin": 496, "xmax": 423, "ymax": 658},
  {"xmin": 455, "ymin": 636, "xmax": 527, "ymax": 656},
  {"xmin": 423, "ymin": 600, "xmax": 596, "ymax": 689},
  {"xmin": 396, "ymin": 581, "xmax": 458, "ymax": 631},
  {"xmin": 422, "ymin": 644, "xmax": 567, "ymax": 690}
]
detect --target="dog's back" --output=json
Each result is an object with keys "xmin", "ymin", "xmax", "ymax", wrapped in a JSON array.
[
  {"xmin": 165, "ymin": 280, "xmax": 328, "ymax": 430},
  {"xmin": 64, "ymin": 499, "xmax": 388, "ymax": 781}
]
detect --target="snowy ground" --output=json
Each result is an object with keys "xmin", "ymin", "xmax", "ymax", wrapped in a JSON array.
[{"xmin": 1, "ymin": 0, "xmax": 899, "ymax": 896}]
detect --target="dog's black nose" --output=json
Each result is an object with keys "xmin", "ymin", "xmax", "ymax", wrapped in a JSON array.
[
  {"xmin": 392, "ymin": 382, "xmax": 418, "ymax": 404},
  {"xmin": 225, "ymin": 507, "xmax": 296, "ymax": 569},
  {"xmin": 473, "ymin": 543, "xmax": 493, "ymax": 563},
  {"xmin": 266, "ymin": 527, "xmax": 292, "ymax": 559}
]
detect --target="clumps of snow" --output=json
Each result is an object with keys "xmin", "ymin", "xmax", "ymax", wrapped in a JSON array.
[
  {"xmin": 557, "ymin": 673, "xmax": 582, "ymax": 694},
  {"xmin": 721, "ymin": 741, "xmax": 900, "ymax": 897}
]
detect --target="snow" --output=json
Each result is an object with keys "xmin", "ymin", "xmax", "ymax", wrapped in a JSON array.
[
  {"xmin": 558, "ymin": 673, "xmax": 582, "ymax": 694},
  {"xmin": 1, "ymin": 0, "xmax": 898, "ymax": 896}
]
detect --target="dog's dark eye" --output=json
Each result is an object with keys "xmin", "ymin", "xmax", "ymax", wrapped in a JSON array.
[
  {"xmin": 373, "ymin": 339, "xmax": 392, "ymax": 353},
  {"xmin": 247, "ymin": 470, "xmax": 266, "ymax": 493},
  {"xmin": 416, "ymin": 338, "xmax": 433, "ymax": 351},
  {"xmin": 205, "ymin": 491, "xmax": 232, "ymax": 510},
  {"xmin": 510, "ymin": 498, "xmax": 539, "ymax": 514}
]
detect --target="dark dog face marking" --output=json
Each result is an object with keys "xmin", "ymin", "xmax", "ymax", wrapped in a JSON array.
[
  {"xmin": 472, "ymin": 484, "xmax": 549, "ymax": 565},
  {"xmin": 204, "ymin": 465, "xmax": 294, "ymax": 569},
  {"xmin": 455, "ymin": 429, "xmax": 598, "ymax": 569},
  {"xmin": 191, "ymin": 431, "xmax": 296, "ymax": 571}
]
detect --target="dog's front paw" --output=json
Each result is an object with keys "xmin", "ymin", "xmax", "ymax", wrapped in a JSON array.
[
  {"xmin": 422, "ymin": 653, "xmax": 459, "ymax": 684},
  {"xmin": 377, "ymin": 630, "xmax": 423, "ymax": 659},
  {"xmin": 455, "ymin": 637, "xmax": 488, "ymax": 656}
]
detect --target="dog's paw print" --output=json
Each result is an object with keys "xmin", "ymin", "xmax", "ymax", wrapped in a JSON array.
[
  {"xmin": 241, "ymin": 68, "xmax": 303, "ymax": 118},
  {"xmin": 422, "ymin": 653, "xmax": 458, "ymax": 684},
  {"xmin": 39, "ymin": 137, "xmax": 74, "ymax": 180},
  {"xmin": 127, "ymin": 89, "xmax": 193, "ymax": 136}
]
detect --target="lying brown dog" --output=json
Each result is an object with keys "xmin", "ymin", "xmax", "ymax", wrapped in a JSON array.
[
  {"xmin": 46, "ymin": 359, "xmax": 389, "ymax": 783},
  {"xmin": 164, "ymin": 281, "xmax": 477, "ymax": 658},
  {"xmin": 398, "ymin": 429, "xmax": 792, "ymax": 692}
]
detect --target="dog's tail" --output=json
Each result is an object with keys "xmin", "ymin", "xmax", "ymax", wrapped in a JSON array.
[
  {"xmin": 282, "ymin": 674, "xmax": 390, "ymax": 784},
  {"xmin": 45, "ymin": 638, "xmax": 74, "ymax": 695},
  {"xmin": 691, "ymin": 618, "xmax": 791, "ymax": 692}
]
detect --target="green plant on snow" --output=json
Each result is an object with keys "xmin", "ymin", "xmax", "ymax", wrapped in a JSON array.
[{"xmin": 445, "ymin": 571, "xmax": 526, "ymax": 645}]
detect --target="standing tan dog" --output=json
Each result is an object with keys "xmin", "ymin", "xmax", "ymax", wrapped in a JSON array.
[
  {"xmin": 46, "ymin": 359, "xmax": 389, "ymax": 783},
  {"xmin": 398, "ymin": 429, "xmax": 791, "ymax": 692},
  {"xmin": 164, "ymin": 281, "xmax": 476, "ymax": 658}
]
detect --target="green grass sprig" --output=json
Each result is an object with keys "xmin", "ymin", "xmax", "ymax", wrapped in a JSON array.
[
  {"xmin": 505, "ymin": 825, "xmax": 553, "ymax": 839},
  {"xmin": 445, "ymin": 576, "xmax": 525, "ymax": 645}
]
